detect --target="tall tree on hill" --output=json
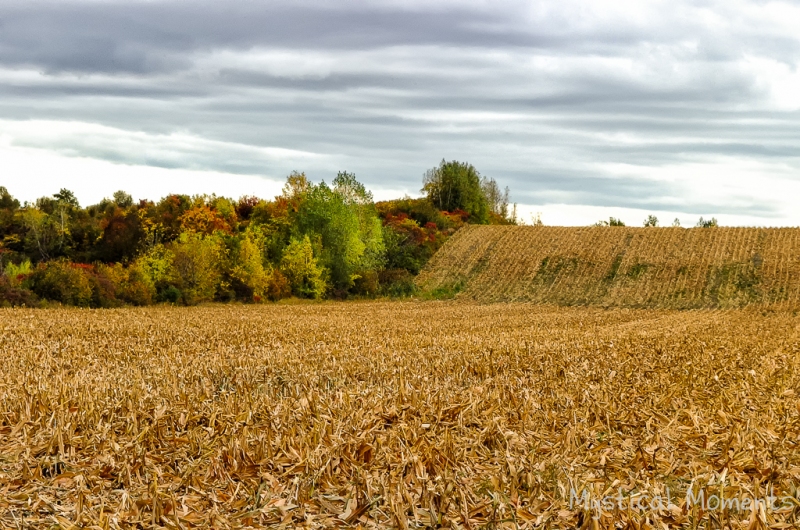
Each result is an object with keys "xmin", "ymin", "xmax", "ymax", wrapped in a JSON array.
[
  {"xmin": 481, "ymin": 176, "xmax": 515, "ymax": 223},
  {"xmin": 422, "ymin": 160, "xmax": 489, "ymax": 224},
  {"xmin": 294, "ymin": 172, "xmax": 385, "ymax": 293}
]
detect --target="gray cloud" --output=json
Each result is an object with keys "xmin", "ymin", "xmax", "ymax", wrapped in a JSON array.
[{"xmin": 1, "ymin": 0, "xmax": 799, "ymax": 222}]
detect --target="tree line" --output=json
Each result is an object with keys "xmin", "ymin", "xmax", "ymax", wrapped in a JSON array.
[
  {"xmin": 0, "ymin": 160, "xmax": 516, "ymax": 307},
  {"xmin": 594, "ymin": 215, "xmax": 719, "ymax": 227}
]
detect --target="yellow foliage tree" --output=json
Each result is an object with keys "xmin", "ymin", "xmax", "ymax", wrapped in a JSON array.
[
  {"xmin": 169, "ymin": 232, "xmax": 223, "ymax": 305},
  {"xmin": 227, "ymin": 231, "xmax": 270, "ymax": 301},
  {"xmin": 280, "ymin": 236, "xmax": 327, "ymax": 299}
]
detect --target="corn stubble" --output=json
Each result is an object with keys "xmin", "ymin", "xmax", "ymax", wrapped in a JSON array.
[
  {"xmin": 417, "ymin": 226, "xmax": 800, "ymax": 308},
  {"xmin": 1, "ymin": 302, "xmax": 800, "ymax": 528}
]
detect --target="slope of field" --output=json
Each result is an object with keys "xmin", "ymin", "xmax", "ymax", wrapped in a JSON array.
[
  {"xmin": 2, "ymin": 303, "xmax": 800, "ymax": 528},
  {"xmin": 417, "ymin": 225, "xmax": 800, "ymax": 308}
]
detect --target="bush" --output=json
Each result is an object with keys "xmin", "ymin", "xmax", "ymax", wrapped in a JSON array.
[
  {"xmin": 381, "ymin": 222, "xmax": 444, "ymax": 275},
  {"xmin": 0, "ymin": 276, "xmax": 39, "ymax": 307},
  {"xmin": 95, "ymin": 262, "xmax": 154, "ymax": 306},
  {"xmin": 28, "ymin": 260, "xmax": 93, "ymax": 306},
  {"xmin": 376, "ymin": 197, "xmax": 456, "ymax": 231},
  {"xmin": 3, "ymin": 259, "xmax": 32, "ymax": 287},
  {"xmin": 643, "ymin": 215, "xmax": 659, "ymax": 227},
  {"xmin": 379, "ymin": 268, "xmax": 417, "ymax": 297},
  {"xmin": 266, "ymin": 269, "xmax": 291, "ymax": 301},
  {"xmin": 87, "ymin": 266, "xmax": 123, "ymax": 308},
  {"xmin": 119, "ymin": 264, "xmax": 156, "ymax": 305},
  {"xmin": 352, "ymin": 270, "xmax": 380, "ymax": 297},
  {"xmin": 157, "ymin": 285, "xmax": 182, "ymax": 304}
]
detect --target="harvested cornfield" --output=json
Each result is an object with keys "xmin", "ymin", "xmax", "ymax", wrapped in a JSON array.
[
  {"xmin": 2, "ymin": 302, "xmax": 800, "ymax": 528},
  {"xmin": 416, "ymin": 226, "xmax": 800, "ymax": 308}
]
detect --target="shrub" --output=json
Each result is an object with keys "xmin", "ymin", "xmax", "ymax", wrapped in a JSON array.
[
  {"xmin": 157, "ymin": 285, "xmax": 182, "ymax": 304},
  {"xmin": 87, "ymin": 265, "xmax": 122, "ymax": 308},
  {"xmin": 379, "ymin": 268, "xmax": 417, "ymax": 297},
  {"xmin": 28, "ymin": 260, "xmax": 93, "ymax": 306},
  {"xmin": 0, "ymin": 276, "xmax": 38, "ymax": 307},
  {"xmin": 96, "ymin": 262, "xmax": 155, "ymax": 306},
  {"xmin": 3, "ymin": 259, "xmax": 32, "ymax": 287},
  {"xmin": 266, "ymin": 269, "xmax": 291, "ymax": 301},
  {"xmin": 352, "ymin": 270, "xmax": 380, "ymax": 297}
]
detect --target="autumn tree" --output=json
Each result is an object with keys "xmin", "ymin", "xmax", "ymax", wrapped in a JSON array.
[{"xmin": 97, "ymin": 206, "xmax": 145, "ymax": 262}]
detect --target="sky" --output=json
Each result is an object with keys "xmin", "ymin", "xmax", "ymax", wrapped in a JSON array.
[{"xmin": 1, "ymin": 0, "xmax": 799, "ymax": 226}]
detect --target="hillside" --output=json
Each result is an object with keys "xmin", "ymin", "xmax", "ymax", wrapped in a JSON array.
[{"xmin": 416, "ymin": 225, "xmax": 800, "ymax": 308}]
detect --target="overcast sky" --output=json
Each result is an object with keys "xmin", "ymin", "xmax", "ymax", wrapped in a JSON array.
[{"xmin": 1, "ymin": 0, "xmax": 799, "ymax": 226}]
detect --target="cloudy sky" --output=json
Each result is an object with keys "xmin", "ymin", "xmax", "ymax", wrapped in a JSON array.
[{"xmin": 1, "ymin": 0, "xmax": 799, "ymax": 226}]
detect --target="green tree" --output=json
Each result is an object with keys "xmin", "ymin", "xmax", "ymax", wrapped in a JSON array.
[
  {"xmin": 422, "ymin": 160, "xmax": 489, "ymax": 223},
  {"xmin": 643, "ymin": 215, "xmax": 659, "ymax": 227},
  {"xmin": 0, "ymin": 188, "xmax": 22, "ymax": 253},
  {"xmin": 294, "ymin": 173, "xmax": 385, "ymax": 291},
  {"xmin": 333, "ymin": 172, "xmax": 385, "ymax": 274},
  {"xmin": 280, "ymin": 235, "xmax": 327, "ymax": 298},
  {"xmin": 0, "ymin": 187, "xmax": 20, "ymax": 210},
  {"xmin": 113, "ymin": 190, "xmax": 133, "ymax": 208},
  {"xmin": 53, "ymin": 188, "xmax": 79, "ymax": 208},
  {"xmin": 22, "ymin": 208, "xmax": 69, "ymax": 261},
  {"xmin": 481, "ymin": 177, "xmax": 516, "ymax": 223},
  {"xmin": 135, "ymin": 244, "xmax": 177, "ymax": 298}
]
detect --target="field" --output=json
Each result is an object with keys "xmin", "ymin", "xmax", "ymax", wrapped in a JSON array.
[
  {"xmin": 416, "ymin": 226, "xmax": 800, "ymax": 308},
  {"xmin": 2, "ymin": 302, "xmax": 800, "ymax": 528}
]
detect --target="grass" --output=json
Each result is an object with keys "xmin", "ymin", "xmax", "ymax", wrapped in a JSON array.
[{"xmin": 2, "ymin": 302, "xmax": 800, "ymax": 528}]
